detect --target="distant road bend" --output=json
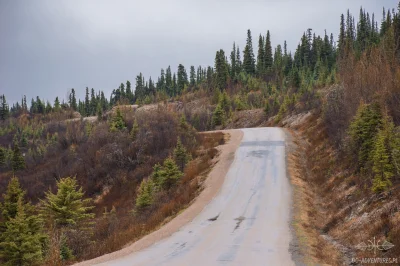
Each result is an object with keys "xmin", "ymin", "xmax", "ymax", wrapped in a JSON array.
[{"xmin": 83, "ymin": 128, "xmax": 295, "ymax": 266}]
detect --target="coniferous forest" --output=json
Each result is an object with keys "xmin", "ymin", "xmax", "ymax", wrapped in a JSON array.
[{"xmin": 1, "ymin": 3, "xmax": 400, "ymax": 265}]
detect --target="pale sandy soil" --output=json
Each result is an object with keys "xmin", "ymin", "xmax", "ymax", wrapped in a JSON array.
[{"xmin": 74, "ymin": 129, "xmax": 243, "ymax": 266}]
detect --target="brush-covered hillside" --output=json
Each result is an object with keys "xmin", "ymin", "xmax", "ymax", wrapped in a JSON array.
[{"xmin": 1, "ymin": 2, "xmax": 400, "ymax": 265}]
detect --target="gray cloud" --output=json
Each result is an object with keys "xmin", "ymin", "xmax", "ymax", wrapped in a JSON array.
[{"xmin": 0, "ymin": 0, "xmax": 396, "ymax": 104}]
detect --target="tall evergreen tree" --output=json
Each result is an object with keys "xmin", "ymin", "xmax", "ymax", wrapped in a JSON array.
[
  {"xmin": 0, "ymin": 95, "xmax": 10, "ymax": 120},
  {"xmin": 257, "ymin": 34, "xmax": 265, "ymax": 75},
  {"xmin": 11, "ymin": 138, "xmax": 25, "ymax": 172},
  {"xmin": 230, "ymin": 42, "xmax": 237, "ymax": 79},
  {"xmin": 174, "ymin": 138, "xmax": 191, "ymax": 172},
  {"xmin": 84, "ymin": 87, "xmax": 90, "ymax": 117},
  {"xmin": 0, "ymin": 147, "xmax": 5, "ymax": 167},
  {"xmin": 70, "ymin": 89, "xmax": 77, "ymax": 111},
  {"xmin": 135, "ymin": 73, "xmax": 145, "ymax": 101},
  {"xmin": 41, "ymin": 177, "xmax": 94, "ymax": 229},
  {"xmin": 90, "ymin": 88, "xmax": 97, "ymax": 115},
  {"xmin": 243, "ymin": 29, "xmax": 256, "ymax": 75},
  {"xmin": 0, "ymin": 199, "xmax": 44, "ymax": 266},
  {"xmin": 189, "ymin": 66, "xmax": 196, "ymax": 87},
  {"xmin": 177, "ymin": 64, "xmax": 188, "ymax": 93},
  {"xmin": 166, "ymin": 66, "xmax": 172, "ymax": 95},
  {"xmin": 264, "ymin": 31, "xmax": 273, "ymax": 72},
  {"xmin": 214, "ymin": 49, "xmax": 229, "ymax": 91},
  {"xmin": 235, "ymin": 46, "xmax": 242, "ymax": 76}
]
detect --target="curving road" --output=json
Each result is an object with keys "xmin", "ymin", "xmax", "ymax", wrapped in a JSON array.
[{"xmin": 98, "ymin": 128, "xmax": 294, "ymax": 266}]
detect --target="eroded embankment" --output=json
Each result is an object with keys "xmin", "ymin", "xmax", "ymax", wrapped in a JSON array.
[{"xmin": 281, "ymin": 112, "xmax": 400, "ymax": 266}]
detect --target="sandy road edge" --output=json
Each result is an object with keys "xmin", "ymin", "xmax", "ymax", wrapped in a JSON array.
[{"xmin": 74, "ymin": 129, "xmax": 244, "ymax": 266}]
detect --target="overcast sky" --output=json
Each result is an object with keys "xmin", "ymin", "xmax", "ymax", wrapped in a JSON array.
[{"xmin": 0, "ymin": 0, "xmax": 396, "ymax": 104}]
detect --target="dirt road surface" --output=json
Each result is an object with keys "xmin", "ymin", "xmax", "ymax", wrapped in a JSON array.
[{"xmin": 79, "ymin": 128, "xmax": 294, "ymax": 266}]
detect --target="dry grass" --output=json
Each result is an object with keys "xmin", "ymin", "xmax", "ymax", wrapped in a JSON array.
[
  {"xmin": 285, "ymin": 110, "xmax": 400, "ymax": 266},
  {"xmin": 68, "ymin": 132, "xmax": 225, "ymax": 264}
]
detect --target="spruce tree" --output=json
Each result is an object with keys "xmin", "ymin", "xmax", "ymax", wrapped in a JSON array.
[
  {"xmin": 110, "ymin": 108, "xmax": 126, "ymax": 131},
  {"xmin": 41, "ymin": 177, "xmax": 94, "ymax": 228},
  {"xmin": 243, "ymin": 29, "xmax": 256, "ymax": 75},
  {"xmin": 0, "ymin": 95, "xmax": 9, "ymax": 121},
  {"xmin": 235, "ymin": 46, "xmax": 242, "ymax": 76},
  {"xmin": 174, "ymin": 138, "xmax": 191, "ymax": 172},
  {"xmin": 230, "ymin": 42, "xmax": 237, "ymax": 79},
  {"xmin": 126, "ymin": 80, "xmax": 133, "ymax": 103},
  {"xmin": 90, "ymin": 88, "xmax": 97, "ymax": 116},
  {"xmin": 166, "ymin": 66, "xmax": 172, "ymax": 95},
  {"xmin": 84, "ymin": 87, "xmax": 90, "ymax": 117},
  {"xmin": 214, "ymin": 49, "xmax": 229, "ymax": 91},
  {"xmin": 0, "ymin": 146, "xmax": 6, "ymax": 167},
  {"xmin": 0, "ymin": 176, "xmax": 25, "ymax": 223},
  {"xmin": 130, "ymin": 119, "xmax": 139, "ymax": 141},
  {"xmin": 0, "ymin": 199, "xmax": 43, "ymax": 266},
  {"xmin": 177, "ymin": 64, "xmax": 188, "ymax": 93},
  {"xmin": 190, "ymin": 66, "xmax": 196, "ymax": 87},
  {"xmin": 135, "ymin": 178, "xmax": 154, "ymax": 209},
  {"xmin": 264, "ymin": 31, "xmax": 273, "ymax": 72},
  {"xmin": 69, "ymin": 89, "xmax": 77, "ymax": 111},
  {"xmin": 159, "ymin": 157, "xmax": 183, "ymax": 189},
  {"xmin": 257, "ymin": 34, "xmax": 265, "ymax": 75},
  {"xmin": 372, "ymin": 129, "xmax": 393, "ymax": 192},
  {"xmin": 53, "ymin": 97, "xmax": 59, "ymax": 112},
  {"xmin": 212, "ymin": 104, "xmax": 225, "ymax": 126},
  {"xmin": 11, "ymin": 138, "xmax": 25, "ymax": 172},
  {"xmin": 135, "ymin": 73, "xmax": 145, "ymax": 101},
  {"xmin": 151, "ymin": 163, "xmax": 162, "ymax": 189}
]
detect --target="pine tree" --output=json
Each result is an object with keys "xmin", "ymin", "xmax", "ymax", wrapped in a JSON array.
[
  {"xmin": 41, "ymin": 177, "xmax": 94, "ymax": 228},
  {"xmin": 159, "ymin": 157, "xmax": 183, "ymax": 189},
  {"xmin": 257, "ymin": 34, "xmax": 265, "ymax": 75},
  {"xmin": 11, "ymin": 138, "xmax": 25, "ymax": 172},
  {"xmin": 0, "ymin": 199, "xmax": 43, "ymax": 266},
  {"xmin": 174, "ymin": 138, "xmax": 191, "ymax": 172},
  {"xmin": 243, "ymin": 29, "xmax": 256, "ymax": 75},
  {"xmin": 264, "ymin": 31, "xmax": 273, "ymax": 72}
]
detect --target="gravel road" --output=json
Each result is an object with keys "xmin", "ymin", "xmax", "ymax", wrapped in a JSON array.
[{"xmin": 78, "ymin": 128, "xmax": 294, "ymax": 266}]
